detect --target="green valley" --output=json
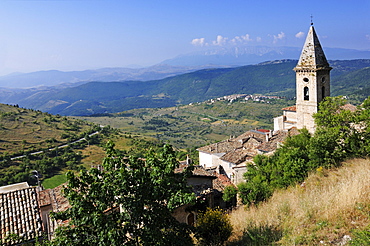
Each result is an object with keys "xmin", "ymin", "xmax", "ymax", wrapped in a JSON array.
[{"xmin": 77, "ymin": 96, "xmax": 293, "ymax": 151}]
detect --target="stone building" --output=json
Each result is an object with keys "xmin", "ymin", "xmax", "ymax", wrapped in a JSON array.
[
  {"xmin": 172, "ymin": 163, "xmax": 235, "ymax": 225},
  {"xmin": 197, "ymin": 129, "xmax": 295, "ymax": 184},
  {"xmin": 274, "ymin": 24, "xmax": 332, "ymax": 133}
]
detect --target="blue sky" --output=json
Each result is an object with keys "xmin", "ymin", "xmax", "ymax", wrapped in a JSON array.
[{"xmin": 0, "ymin": 0, "xmax": 369, "ymax": 75}]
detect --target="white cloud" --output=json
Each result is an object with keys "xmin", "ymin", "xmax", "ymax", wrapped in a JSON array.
[
  {"xmin": 212, "ymin": 35, "xmax": 228, "ymax": 46},
  {"xmin": 256, "ymin": 36, "xmax": 262, "ymax": 42},
  {"xmin": 273, "ymin": 32, "xmax": 285, "ymax": 44},
  {"xmin": 241, "ymin": 34, "xmax": 252, "ymax": 42},
  {"xmin": 191, "ymin": 38, "xmax": 206, "ymax": 46},
  {"xmin": 230, "ymin": 34, "xmax": 252, "ymax": 45},
  {"xmin": 295, "ymin": 31, "xmax": 305, "ymax": 38}
]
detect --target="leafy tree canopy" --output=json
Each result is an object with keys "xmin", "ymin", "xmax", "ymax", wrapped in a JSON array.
[{"xmin": 47, "ymin": 141, "xmax": 196, "ymax": 246}]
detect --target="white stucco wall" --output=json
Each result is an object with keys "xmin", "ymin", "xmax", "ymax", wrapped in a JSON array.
[
  {"xmin": 199, "ymin": 151, "xmax": 213, "ymax": 167},
  {"xmin": 274, "ymin": 116, "xmax": 284, "ymax": 132}
]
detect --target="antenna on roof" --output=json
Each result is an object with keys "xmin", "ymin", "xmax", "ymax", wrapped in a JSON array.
[{"xmin": 310, "ymin": 15, "xmax": 314, "ymax": 26}]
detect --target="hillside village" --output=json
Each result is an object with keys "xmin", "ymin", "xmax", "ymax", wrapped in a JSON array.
[
  {"xmin": 197, "ymin": 24, "xmax": 333, "ymax": 184},
  {"xmin": 1, "ymin": 24, "xmax": 370, "ymax": 245}
]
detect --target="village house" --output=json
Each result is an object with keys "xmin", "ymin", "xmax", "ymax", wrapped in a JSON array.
[
  {"xmin": 197, "ymin": 129, "xmax": 296, "ymax": 184},
  {"xmin": 172, "ymin": 162, "xmax": 235, "ymax": 225},
  {"xmin": 37, "ymin": 184, "xmax": 70, "ymax": 240}
]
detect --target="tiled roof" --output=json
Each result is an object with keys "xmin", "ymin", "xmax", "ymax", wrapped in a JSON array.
[
  {"xmin": 282, "ymin": 105, "xmax": 297, "ymax": 111},
  {"xmin": 197, "ymin": 130, "xmax": 266, "ymax": 154},
  {"xmin": 212, "ymin": 172, "xmax": 234, "ymax": 192},
  {"xmin": 220, "ymin": 147, "xmax": 256, "ymax": 164},
  {"xmin": 38, "ymin": 184, "xmax": 71, "ymax": 239},
  {"xmin": 256, "ymin": 129, "xmax": 270, "ymax": 133},
  {"xmin": 192, "ymin": 166, "xmax": 216, "ymax": 177},
  {"xmin": 0, "ymin": 187, "xmax": 43, "ymax": 245},
  {"xmin": 199, "ymin": 128, "xmax": 299, "ymax": 166},
  {"xmin": 175, "ymin": 164, "xmax": 216, "ymax": 178},
  {"xmin": 39, "ymin": 184, "xmax": 70, "ymax": 212},
  {"xmin": 257, "ymin": 130, "xmax": 297, "ymax": 152}
]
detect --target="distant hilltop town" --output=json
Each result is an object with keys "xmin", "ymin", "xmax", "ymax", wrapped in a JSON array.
[{"xmin": 189, "ymin": 94, "xmax": 285, "ymax": 105}]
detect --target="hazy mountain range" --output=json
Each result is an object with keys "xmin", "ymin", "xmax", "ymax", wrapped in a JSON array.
[
  {"xmin": 1, "ymin": 46, "xmax": 369, "ymax": 89},
  {"xmin": 0, "ymin": 64, "xmax": 227, "ymax": 89},
  {"xmin": 1, "ymin": 59, "xmax": 370, "ymax": 116},
  {"xmin": 0, "ymin": 46, "xmax": 369, "ymax": 116}
]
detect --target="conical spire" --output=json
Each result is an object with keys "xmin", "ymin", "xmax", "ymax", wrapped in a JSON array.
[{"xmin": 296, "ymin": 25, "xmax": 330, "ymax": 69}]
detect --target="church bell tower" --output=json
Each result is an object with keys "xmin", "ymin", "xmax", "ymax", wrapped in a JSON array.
[{"xmin": 294, "ymin": 24, "xmax": 332, "ymax": 133}]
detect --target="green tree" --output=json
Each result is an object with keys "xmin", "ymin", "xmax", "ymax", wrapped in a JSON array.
[
  {"xmin": 312, "ymin": 96, "xmax": 362, "ymax": 165},
  {"xmin": 222, "ymin": 185, "xmax": 237, "ymax": 202},
  {"xmin": 48, "ymin": 141, "xmax": 195, "ymax": 246},
  {"xmin": 195, "ymin": 208, "xmax": 233, "ymax": 246},
  {"xmin": 237, "ymin": 97, "xmax": 370, "ymax": 206}
]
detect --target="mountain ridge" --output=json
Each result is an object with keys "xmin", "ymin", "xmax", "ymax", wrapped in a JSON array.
[
  {"xmin": 0, "ymin": 59, "xmax": 369, "ymax": 116},
  {"xmin": 1, "ymin": 46, "xmax": 370, "ymax": 89},
  {"xmin": 0, "ymin": 64, "xmax": 232, "ymax": 89}
]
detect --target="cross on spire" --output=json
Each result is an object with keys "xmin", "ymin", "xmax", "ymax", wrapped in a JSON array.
[{"xmin": 310, "ymin": 15, "xmax": 314, "ymax": 26}]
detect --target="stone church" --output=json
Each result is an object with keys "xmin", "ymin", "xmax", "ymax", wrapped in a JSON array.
[
  {"xmin": 274, "ymin": 24, "xmax": 331, "ymax": 133},
  {"xmin": 198, "ymin": 24, "xmax": 331, "ymax": 183}
]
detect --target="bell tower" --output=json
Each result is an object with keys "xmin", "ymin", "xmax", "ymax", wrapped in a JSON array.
[{"xmin": 294, "ymin": 24, "xmax": 332, "ymax": 133}]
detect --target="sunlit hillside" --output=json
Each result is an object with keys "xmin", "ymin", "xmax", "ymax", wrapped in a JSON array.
[
  {"xmin": 228, "ymin": 158, "xmax": 370, "ymax": 245},
  {"xmin": 0, "ymin": 103, "xmax": 98, "ymax": 157}
]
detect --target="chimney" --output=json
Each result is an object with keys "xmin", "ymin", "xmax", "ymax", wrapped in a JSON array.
[{"xmin": 186, "ymin": 155, "xmax": 192, "ymax": 165}]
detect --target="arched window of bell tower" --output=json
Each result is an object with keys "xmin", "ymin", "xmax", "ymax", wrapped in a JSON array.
[{"xmin": 304, "ymin": 87, "xmax": 309, "ymax": 101}]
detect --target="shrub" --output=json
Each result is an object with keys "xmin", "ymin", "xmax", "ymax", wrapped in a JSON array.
[{"xmin": 196, "ymin": 208, "xmax": 233, "ymax": 246}]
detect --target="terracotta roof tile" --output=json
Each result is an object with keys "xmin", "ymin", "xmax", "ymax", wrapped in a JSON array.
[
  {"xmin": 197, "ymin": 130, "xmax": 266, "ymax": 154},
  {"xmin": 0, "ymin": 187, "xmax": 43, "ymax": 245},
  {"xmin": 199, "ymin": 128, "xmax": 299, "ymax": 166},
  {"xmin": 212, "ymin": 172, "xmax": 234, "ymax": 192},
  {"xmin": 39, "ymin": 184, "xmax": 70, "ymax": 214},
  {"xmin": 220, "ymin": 148, "xmax": 256, "ymax": 164},
  {"xmin": 282, "ymin": 105, "xmax": 297, "ymax": 111}
]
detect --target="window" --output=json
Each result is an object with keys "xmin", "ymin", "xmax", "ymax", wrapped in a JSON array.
[
  {"xmin": 303, "ymin": 77, "xmax": 309, "ymax": 83},
  {"xmin": 304, "ymin": 87, "xmax": 309, "ymax": 101}
]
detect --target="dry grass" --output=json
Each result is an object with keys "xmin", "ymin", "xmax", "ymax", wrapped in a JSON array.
[{"xmin": 229, "ymin": 158, "xmax": 370, "ymax": 245}]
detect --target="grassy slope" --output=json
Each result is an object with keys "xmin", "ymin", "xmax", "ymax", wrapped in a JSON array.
[
  {"xmin": 0, "ymin": 103, "xmax": 109, "ymax": 188},
  {"xmin": 0, "ymin": 104, "xmax": 96, "ymax": 156},
  {"xmin": 228, "ymin": 158, "xmax": 370, "ymax": 245}
]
